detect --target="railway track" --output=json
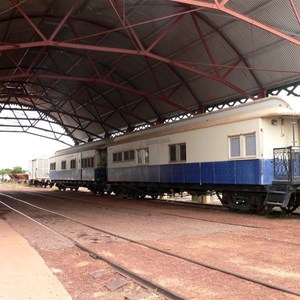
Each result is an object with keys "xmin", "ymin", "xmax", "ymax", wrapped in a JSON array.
[
  {"xmin": 20, "ymin": 187, "xmax": 300, "ymax": 216},
  {"xmin": 9, "ymin": 190, "xmax": 272, "ymax": 230},
  {"xmin": 6, "ymin": 189, "xmax": 300, "ymax": 250},
  {"xmin": 1, "ymin": 191, "xmax": 300, "ymax": 299}
]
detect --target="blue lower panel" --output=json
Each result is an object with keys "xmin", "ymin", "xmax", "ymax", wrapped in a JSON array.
[
  {"xmin": 160, "ymin": 164, "xmax": 173, "ymax": 182},
  {"xmin": 214, "ymin": 161, "xmax": 236, "ymax": 184},
  {"xmin": 173, "ymin": 164, "xmax": 186, "ymax": 182},
  {"xmin": 148, "ymin": 165, "xmax": 160, "ymax": 182},
  {"xmin": 200, "ymin": 160, "xmax": 260, "ymax": 185},
  {"xmin": 107, "ymin": 159, "xmax": 274, "ymax": 185},
  {"xmin": 185, "ymin": 163, "xmax": 201, "ymax": 183},
  {"xmin": 50, "ymin": 170, "xmax": 81, "ymax": 180},
  {"xmin": 236, "ymin": 160, "xmax": 260, "ymax": 184},
  {"xmin": 262, "ymin": 159, "xmax": 274, "ymax": 185},
  {"xmin": 50, "ymin": 168, "xmax": 107, "ymax": 182},
  {"xmin": 82, "ymin": 169, "xmax": 95, "ymax": 181}
]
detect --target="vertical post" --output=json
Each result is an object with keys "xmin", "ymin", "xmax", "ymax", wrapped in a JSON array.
[{"xmin": 288, "ymin": 146, "xmax": 292, "ymax": 183}]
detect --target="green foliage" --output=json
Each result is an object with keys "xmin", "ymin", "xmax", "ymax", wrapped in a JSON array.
[
  {"xmin": 11, "ymin": 166, "xmax": 25, "ymax": 173},
  {"xmin": 0, "ymin": 166, "xmax": 26, "ymax": 174},
  {"xmin": 0, "ymin": 169, "xmax": 11, "ymax": 175}
]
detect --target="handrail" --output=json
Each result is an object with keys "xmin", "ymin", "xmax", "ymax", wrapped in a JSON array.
[{"xmin": 273, "ymin": 146, "xmax": 300, "ymax": 183}]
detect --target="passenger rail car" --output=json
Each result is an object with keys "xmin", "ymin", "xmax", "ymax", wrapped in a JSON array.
[
  {"xmin": 50, "ymin": 142, "xmax": 107, "ymax": 192},
  {"xmin": 50, "ymin": 96, "xmax": 300, "ymax": 213}
]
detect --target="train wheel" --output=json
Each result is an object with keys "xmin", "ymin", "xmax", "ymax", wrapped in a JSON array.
[
  {"xmin": 249, "ymin": 194, "xmax": 265, "ymax": 213},
  {"xmin": 222, "ymin": 192, "xmax": 254, "ymax": 211},
  {"xmin": 137, "ymin": 193, "xmax": 146, "ymax": 199}
]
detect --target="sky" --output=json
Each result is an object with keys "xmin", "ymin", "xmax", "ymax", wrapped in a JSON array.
[{"xmin": 0, "ymin": 132, "xmax": 68, "ymax": 171}]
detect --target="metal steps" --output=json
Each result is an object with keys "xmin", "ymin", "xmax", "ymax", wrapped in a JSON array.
[{"xmin": 264, "ymin": 184, "xmax": 294, "ymax": 209}]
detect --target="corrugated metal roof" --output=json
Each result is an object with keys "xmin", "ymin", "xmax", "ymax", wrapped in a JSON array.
[{"xmin": 0, "ymin": 0, "xmax": 300, "ymax": 144}]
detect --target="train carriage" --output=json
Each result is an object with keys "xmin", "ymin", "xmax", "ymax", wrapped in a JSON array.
[
  {"xmin": 50, "ymin": 96, "xmax": 300, "ymax": 213},
  {"xmin": 49, "ymin": 141, "xmax": 107, "ymax": 191}
]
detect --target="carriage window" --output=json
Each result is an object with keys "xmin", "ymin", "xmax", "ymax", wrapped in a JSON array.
[
  {"xmin": 137, "ymin": 148, "xmax": 149, "ymax": 164},
  {"xmin": 229, "ymin": 133, "xmax": 256, "ymax": 159},
  {"xmin": 50, "ymin": 163, "xmax": 56, "ymax": 170},
  {"xmin": 245, "ymin": 134, "xmax": 256, "ymax": 156},
  {"xmin": 145, "ymin": 148, "xmax": 149, "ymax": 163},
  {"xmin": 137, "ymin": 149, "xmax": 143, "ymax": 164},
  {"xmin": 124, "ymin": 150, "xmax": 135, "ymax": 161},
  {"xmin": 113, "ymin": 152, "xmax": 122, "ymax": 162},
  {"xmin": 169, "ymin": 143, "xmax": 186, "ymax": 162},
  {"xmin": 61, "ymin": 160, "xmax": 66, "ymax": 170},
  {"xmin": 169, "ymin": 145, "xmax": 177, "ymax": 162},
  {"xmin": 229, "ymin": 136, "xmax": 241, "ymax": 158},
  {"xmin": 180, "ymin": 143, "xmax": 186, "ymax": 161},
  {"xmin": 82, "ymin": 157, "xmax": 94, "ymax": 168},
  {"xmin": 70, "ymin": 159, "xmax": 76, "ymax": 169}
]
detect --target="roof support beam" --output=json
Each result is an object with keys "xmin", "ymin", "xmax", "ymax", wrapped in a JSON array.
[
  {"xmin": 0, "ymin": 72, "xmax": 189, "ymax": 112},
  {"xmin": 49, "ymin": 0, "xmax": 81, "ymax": 41},
  {"xmin": 0, "ymin": 38, "xmax": 255, "ymax": 100},
  {"xmin": 145, "ymin": 52, "xmax": 254, "ymax": 99},
  {"xmin": 290, "ymin": 0, "xmax": 300, "ymax": 27},
  {"xmin": 9, "ymin": 0, "xmax": 47, "ymax": 41},
  {"xmin": 191, "ymin": 13, "xmax": 220, "ymax": 77},
  {"xmin": 170, "ymin": 0, "xmax": 300, "ymax": 46},
  {"xmin": 109, "ymin": 0, "xmax": 145, "ymax": 51},
  {"xmin": 146, "ymin": 15, "xmax": 184, "ymax": 52}
]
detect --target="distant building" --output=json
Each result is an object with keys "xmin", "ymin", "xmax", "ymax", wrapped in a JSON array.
[
  {"xmin": 9, "ymin": 173, "xmax": 29, "ymax": 183},
  {"xmin": 28, "ymin": 157, "xmax": 50, "ymax": 180}
]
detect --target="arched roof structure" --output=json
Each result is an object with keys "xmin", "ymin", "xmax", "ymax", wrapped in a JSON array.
[{"xmin": 1, "ymin": 0, "xmax": 300, "ymax": 145}]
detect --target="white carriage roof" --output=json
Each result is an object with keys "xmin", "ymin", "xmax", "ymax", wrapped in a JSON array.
[{"xmin": 1, "ymin": 1, "xmax": 300, "ymax": 145}]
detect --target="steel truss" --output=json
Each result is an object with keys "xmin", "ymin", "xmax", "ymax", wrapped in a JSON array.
[
  {"xmin": 205, "ymin": 82, "xmax": 300, "ymax": 112},
  {"xmin": 0, "ymin": 103, "xmax": 73, "ymax": 146},
  {"xmin": 0, "ymin": 0, "xmax": 299, "ymax": 144}
]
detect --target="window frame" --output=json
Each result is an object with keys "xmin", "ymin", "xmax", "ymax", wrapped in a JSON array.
[
  {"xmin": 136, "ymin": 148, "xmax": 149, "ymax": 165},
  {"xmin": 228, "ymin": 132, "xmax": 257, "ymax": 159},
  {"xmin": 70, "ymin": 159, "xmax": 76, "ymax": 169},
  {"xmin": 169, "ymin": 143, "xmax": 187, "ymax": 163},
  {"xmin": 61, "ymin": 160, "xmax": 66, "ymax": 170},
  {"xmin": 50, "ymin": 162, "xmax": 56, "ymax": 171},
  {"xmin": 229, "ymin": 135, "xmax": 241, "ymax": 158},
  {"xmin": 82, "ymin": 157, "xmax": 94, "ymax": 168},
  {"xmin": 244, "ymin": 133, "xmax": 256, "ymax": 157},
  {"xmin": 113, "ymin": 150, "xmax": 135, "ymax": 163}
]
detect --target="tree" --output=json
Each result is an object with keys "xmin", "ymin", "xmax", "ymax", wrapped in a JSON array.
[
  {"xmin": 0, "ymin": 168, "xmax": 12, "ymax": 175},
  {"xmin": 0, "ymin": 166, "xmax": 26, "ymax": 174},
  {"xmin": 11, "ymin": 166, "xmax": 26, "ymax": 173}
]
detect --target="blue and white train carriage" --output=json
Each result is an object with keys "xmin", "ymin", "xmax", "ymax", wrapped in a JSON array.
[
  {"xmin": 50, "ymin": 142, "xmax": 107, "ymax": 191},
  {"xmin": 50, "ymin": 96, "xmax": 300, "ymax": 213}
]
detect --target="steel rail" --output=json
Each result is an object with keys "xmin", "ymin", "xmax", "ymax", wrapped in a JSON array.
[
  {"xmin": 1, "ymin": 192, "xmax": 300, "ymax": 297},
  {"xmin": 0, "ymin": 199, "xmax": 186, "ymax": 300},
  {"xmin": 14, "ymin": 190, "xmax": 270, "ymax": 230}
]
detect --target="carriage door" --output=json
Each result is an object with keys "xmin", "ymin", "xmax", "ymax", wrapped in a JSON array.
[{"xmin": 96, "ymin": 149, "xmax": 107, "ymax": 181}]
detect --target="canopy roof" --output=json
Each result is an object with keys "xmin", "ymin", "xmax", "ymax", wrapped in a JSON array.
[{"xmin": 1, "ymin": 0, "xmax": 300, "ymax": 144}]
